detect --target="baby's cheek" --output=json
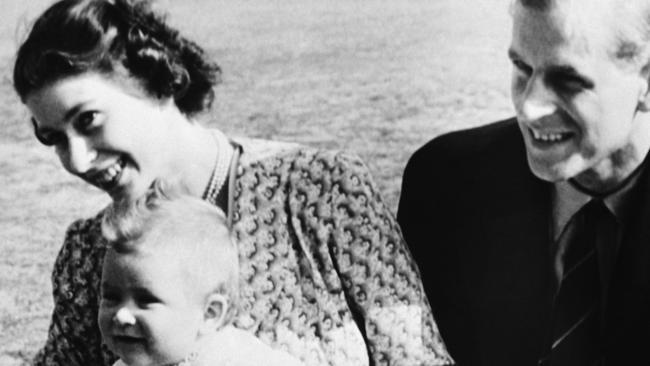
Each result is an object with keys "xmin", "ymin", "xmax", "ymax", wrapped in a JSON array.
[{"xmin": 97, "ymin": 307, "xmax": 114, "ymax": 337}]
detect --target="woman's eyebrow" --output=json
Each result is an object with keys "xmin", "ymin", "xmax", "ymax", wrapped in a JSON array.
[
  {"xmin": 63, "ymin": 104, "xmax": 83, "ymax": 123},
  {"xmin": 31, "ymin": 103, "xmax": 85, "ymax": 131}
]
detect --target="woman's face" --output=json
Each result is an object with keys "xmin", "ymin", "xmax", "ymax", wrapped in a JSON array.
[{"xmin": 26, "ymin": 72, "xmax": 182, "ymax": 201}]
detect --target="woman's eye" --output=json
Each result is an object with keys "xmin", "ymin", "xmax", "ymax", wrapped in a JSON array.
[
  {"xmin": 32, "ymin": 118, "xmax": 66, "ymax": 147},
  {"xmin": 75, "ymin": 111, "xmax": 100, "ymax": 132},
  {"xmin": 35, "ymin": 129, "xmax": 66, "ymax": 147}
]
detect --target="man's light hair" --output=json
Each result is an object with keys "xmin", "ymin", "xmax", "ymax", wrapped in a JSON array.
[
  {"xmin": 514, "ymin": 0, "xmax": 650, "ymax": 67},
  {"xmin": 102, "ymin": 179, "xmax": 239, "ymax": 322}
]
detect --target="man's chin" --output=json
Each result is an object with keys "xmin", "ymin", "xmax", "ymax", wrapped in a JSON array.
[{"xmin": 526, "ymin": 155, "xmax": 583, "ymax": 183}]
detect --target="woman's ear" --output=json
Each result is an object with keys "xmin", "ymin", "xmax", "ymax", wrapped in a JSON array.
[{"xmin": 199, "ymin": 293, "xmax": 229, "ymax": 336}]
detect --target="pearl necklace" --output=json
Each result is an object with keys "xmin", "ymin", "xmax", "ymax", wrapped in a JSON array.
[{"xmin": 202, "ymin": 130, "xmax": 233, "ymax": 206}]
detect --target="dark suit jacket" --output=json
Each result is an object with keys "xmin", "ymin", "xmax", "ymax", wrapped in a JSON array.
[{"xmin": 397, "ymin": 118, "xmax": 650, "ymax": 366}]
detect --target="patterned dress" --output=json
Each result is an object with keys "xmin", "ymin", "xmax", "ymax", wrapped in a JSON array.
[{"xmin": 33, "ymin": 138, "xmax": 453, "ymax": 366}]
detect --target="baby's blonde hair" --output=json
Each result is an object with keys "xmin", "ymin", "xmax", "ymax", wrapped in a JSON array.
[{"xmin": 102, "ymin": 179, "xmax": 239, "ymax": 323}]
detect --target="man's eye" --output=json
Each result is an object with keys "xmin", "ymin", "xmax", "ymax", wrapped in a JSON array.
[
  {"xmin": 512, "ymin": 59, "xmax": 532, "ymax": 76},
  {"xmin": 547, "ymin": 74, "xmax": 593, "ymax": 94},
  {"xmin": 561, "ymin": 77, "xmax": 591, "ymax": 92}
]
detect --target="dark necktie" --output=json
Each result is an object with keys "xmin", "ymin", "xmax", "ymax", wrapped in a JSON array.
[{"xmin": 540, "ymin": 199, "xmax": 615, "ymax": 366}]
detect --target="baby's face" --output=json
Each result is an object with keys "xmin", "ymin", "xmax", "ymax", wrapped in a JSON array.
[{"xmin": 98, "ymin": 248, "xmax": 205, "ymax": 366}]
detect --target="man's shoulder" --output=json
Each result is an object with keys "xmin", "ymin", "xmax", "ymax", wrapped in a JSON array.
[
  {"xmin": 402, "ymin": 117, "xmax": 532, "ymax": 193},
  {"xmin": 412, "ymin": 117, "xmax": 521, "ymax": 165},
  {"xmin": 405, "ymin": 117, "xmax": 529, "ymax": 177}
]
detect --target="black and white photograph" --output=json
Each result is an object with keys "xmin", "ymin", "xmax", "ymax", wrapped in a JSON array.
[{"xmin": 2, "ymin": 0, "xmax": 648, "ymax": 365}]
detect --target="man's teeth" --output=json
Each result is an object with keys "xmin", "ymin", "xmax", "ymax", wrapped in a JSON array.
[{"xmin": 531, "ymin": 129, "xmax": 569, "ymax": 142}]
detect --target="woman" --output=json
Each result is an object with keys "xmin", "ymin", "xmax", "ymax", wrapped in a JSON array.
[{"xmin": 14, "ymin": 0, "xmax": 452, "ymax": 365}]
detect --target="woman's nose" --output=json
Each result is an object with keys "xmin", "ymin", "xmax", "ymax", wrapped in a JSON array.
[
  {"xmin": 114, "ymin": 306, "xmax": 136, "ymax": 326},
  {"xmin": 59, "ymin": 135, "xmax": 97, "ymax": 175}
]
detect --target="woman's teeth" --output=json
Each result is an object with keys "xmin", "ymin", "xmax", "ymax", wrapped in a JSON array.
[{"xmin": 97, "ymin": 159, "xmax": 124, "ymax": 186}]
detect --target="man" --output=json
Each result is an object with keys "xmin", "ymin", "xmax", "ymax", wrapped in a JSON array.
[{"xmin": 398, "ymin": 0, "xmax": 650, "ymax": 365}]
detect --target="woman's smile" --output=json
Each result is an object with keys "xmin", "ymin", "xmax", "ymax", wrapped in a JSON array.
[{"xmin": 82, "ymin": 156, "xmax": 127, "ymax": 193}]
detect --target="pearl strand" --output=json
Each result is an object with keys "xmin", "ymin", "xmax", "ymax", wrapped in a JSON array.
[{"xmin": 202, "ymin": 130, "xmax": 233, "ymax": 206}]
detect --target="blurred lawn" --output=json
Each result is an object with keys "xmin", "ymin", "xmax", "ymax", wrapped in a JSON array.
[{"xmin": 0, "ymin": 0, "xmax": 514, "ymax": 364}]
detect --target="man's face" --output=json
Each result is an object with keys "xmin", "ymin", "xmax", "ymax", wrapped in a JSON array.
[{"xmin": 509, "ymin": 1, "xmax": 650, "ymax": 190}]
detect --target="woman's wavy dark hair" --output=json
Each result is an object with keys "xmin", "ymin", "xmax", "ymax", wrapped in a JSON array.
[{"xmin": 13, "ymin": 0, "xmax": 221, "ymax": 116}]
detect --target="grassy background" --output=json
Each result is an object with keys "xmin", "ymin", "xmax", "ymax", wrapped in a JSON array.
[{"xmin": 0, "ymin": 1, "xmax": 514, "ymax": 364}]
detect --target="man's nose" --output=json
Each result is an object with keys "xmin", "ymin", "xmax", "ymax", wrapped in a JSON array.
[
  {"xmin": 114, "ymin": 306, "xmax": 136, "ymax": 326},
  {"xmin": 518, "ymin": 77, "xmax": 558, "ymax": 123},
  {"xmin": 60, "ymin": 135, "xmax": 97, "ymax": 175}
]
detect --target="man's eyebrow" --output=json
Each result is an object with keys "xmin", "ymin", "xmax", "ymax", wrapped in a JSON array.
[
  {"xmin": 547, "ymin": 64, "xmax": 579, "ymax": 75},
  {"xmin": 546, "ymin": 65, "xmax": 595, "ymax": 88}
]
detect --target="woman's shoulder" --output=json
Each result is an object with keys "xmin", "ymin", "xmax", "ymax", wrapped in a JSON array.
[
  {"xmin": 232, "ymin": 136, "xmax": 367, "ymax": 175},
  {"xmin": 54, "ymin": 208, "xmax": 109, "ymax": 271},
  {"xmin": 49, "ymin": 208, "xmax": 110, "ymax": 306},
  {"xmin": 62, "ymin": 208, "xmax": 107, "ymax": 242},
  {"xmin": 232, "ymin": 136, "xmax": 302, "ymax": 165}
]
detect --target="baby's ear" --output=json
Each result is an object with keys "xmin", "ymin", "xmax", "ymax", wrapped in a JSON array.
[{"xmin": 199, "ymin": 293, "xmax": 229, "ymax": 335}]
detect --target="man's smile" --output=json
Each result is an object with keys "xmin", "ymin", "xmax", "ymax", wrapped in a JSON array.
[{"xmin": 530, "ymin": 128, "xmax": 574, "ymax": 143}]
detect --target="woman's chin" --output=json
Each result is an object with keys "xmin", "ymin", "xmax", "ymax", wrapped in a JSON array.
[
  {"xmin": 100, "ymin": 169, "xmax": 149, "ymax": 202},
  {"xmin": 106, "ymin": 183, "xmax": 149, "ymax": 202}
]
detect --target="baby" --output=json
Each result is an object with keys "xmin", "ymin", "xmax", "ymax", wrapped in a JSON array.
[{"xmin": 98, "ymin": 180, "xmax": 304, "ymax": 366}]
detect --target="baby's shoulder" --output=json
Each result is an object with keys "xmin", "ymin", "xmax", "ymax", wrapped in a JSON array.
[{"xmin": 200, "ymin": 327, "xmax": 305, "ymax": 366}]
